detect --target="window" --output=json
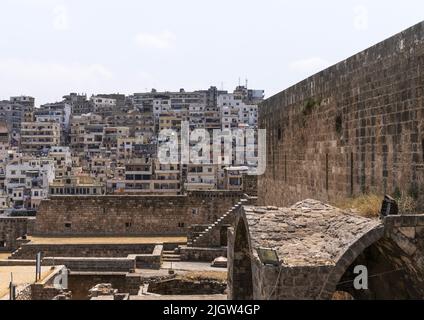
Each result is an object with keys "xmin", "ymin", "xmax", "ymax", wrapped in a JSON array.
[
  {"xmin": 65, "ymin": 223, "xmax": 72, "ymax": 228},
  {"xmin": 178, "ymin": 222, "xmax": 185, "ymax": 228}
]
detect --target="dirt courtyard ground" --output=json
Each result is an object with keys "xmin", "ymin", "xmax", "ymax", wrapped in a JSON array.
[
  {"xmin": 0, "ymin": 266, "xmax": 53, "ymax": 299},
  {"xmin": 0, "ymin": 253, "xmax": 10, "ymax": 260}
]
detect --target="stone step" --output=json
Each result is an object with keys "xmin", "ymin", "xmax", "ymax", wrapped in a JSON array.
[
  {"xmin": 163, "ymin": 254, "xmax": 180, "ymax": 259},
  {"xmin": 162, "ymin": 257, "xmax": 181, "ymax": 262},
  {"xmin": 163, "ymin": 250, "xmax": 177, "ymax": 255}
]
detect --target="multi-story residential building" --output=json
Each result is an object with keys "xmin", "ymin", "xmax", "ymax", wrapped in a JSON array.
[
  {"xmin": 188, "ymin": 103, "xmax": 206, "ymax": 130},
  {"xmin": 49, "ymin": 175, "xmax": 105, "ymax": 196},
  {"xmin": 0, "ymin": 191, "xmax": 10, "ymax": 214},
  {"xmin": 35, "ymin": 102, "xmax": 72, "ymax": 144},
  {"xmin": 0, "ymin": 122, "xmax": 10, "ymax": 164},
  {"xmin": 10, "ymin": 96, "xmax": 35, "ymax": 108},
  {"xmin": 70, "ymin": 114, "xmax": 105, "ymax": 158},
  {"xmin": 186, "ymin": 164, "xmax": 217, "ymax": 191},
  {"xmin": 105, "ymin": 109, "xmax": 155, "ymax": 139},
  {"xmin": 63, "ymin": 93, "xmax": 94, "ymax": 116},
  {"xmin": 5, "ymin": 157, "xmax": 55, "ymax": 210},
  {"xmin": 117, "ymin": 137, "xmax": 157, "ymax": 160},
  {"xmin": 223, "ymin": 166, "xmax": 248, "ymax": 191},
  {"xmin": 91, "ymin": 95, "xmax": 117, "ymax": 117},
  {"xmin": 109, "ymin": 158, "xmax": 181, "ymax": 195},
  {"xmin": 48, "ymin": 146, "xmax": 73, "ymax": 179},
  {"xmin": 102, "ymin": 127, "xmax": 130, "ymax": 152},
  {"xmin": 153, "ymin": 161, "xmax": 182, "ymax": 194},
  {"xmin": 133, "ymin": 88, "xmax": 206, "ymax": 132},
  {"xmin": 159, "ymin": 111, "xmax": 182, "ymax": 132},
  {"xmin": 218, "ymin": 92, "xmax": 259, "ymax": 129},
  {"xmin": 20, "ymin": 121, "xmax": 61, "ymax": 154},
  {"xmin": 233, "ymin": 86, "xmax": 265, "ymax": 104},
  {"xmin": 121, "ymin": 158, "xmax": 154, "ymax": 193},
  {"xmin": 88, "ymin": 155, "xmax": 113, "ymax": 182},
  {"xmin": 0, "ymin": 97, "xmax": 35, "ymax": 142},
  {"xmin": 97, "ymin": 94, "xmax": 127, "ymax": 110}
]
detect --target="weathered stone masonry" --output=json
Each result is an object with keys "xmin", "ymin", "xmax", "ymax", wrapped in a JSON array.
[
  {"xmin": 0, "ymin": 218, "xmax": 29, "ymax": 251},
  {"xmin": 34, "ymin": 191, "xmax": 244, "ymax": 236},
  {"xmin": 259, "ymin": 21, "xmax": 424, "ymax": 207},
  {"xmin": 228, "ymin": 200, "xmax": 424, "ymax": 300}
]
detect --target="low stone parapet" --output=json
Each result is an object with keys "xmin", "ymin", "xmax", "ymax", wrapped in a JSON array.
[
  {"xmin": 179, "ymin": 246, "xmax": 227, "ymax": 262},
  {"xmin": 128, "ymin": 245, "xmax": 163, "ymax": 269},
  {"xmin": 42, "ymin": 257, "xmax": 135, "ymax": 272}
]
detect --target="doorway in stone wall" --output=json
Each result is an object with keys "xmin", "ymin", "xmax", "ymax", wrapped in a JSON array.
[{"xmin": 232, "ymin": 221, "xmax": 253, "ymax": 300}]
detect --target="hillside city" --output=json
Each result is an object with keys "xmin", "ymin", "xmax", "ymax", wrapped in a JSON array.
[{"xmin": 0, "ymin": 86, "xmax": 264, "ymax": 216}]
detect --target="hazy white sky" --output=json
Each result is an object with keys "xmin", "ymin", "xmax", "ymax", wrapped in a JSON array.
[{"xmin": 0, "ymin": 0, "xmax": 423, "ymax": 105}]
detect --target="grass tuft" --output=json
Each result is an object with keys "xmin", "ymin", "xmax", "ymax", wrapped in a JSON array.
[{"xmin": 334, "ymin": 194, "xmax": 383, "ymax": 218}]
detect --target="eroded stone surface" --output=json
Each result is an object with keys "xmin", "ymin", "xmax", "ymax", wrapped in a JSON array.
[{"xmin": 244, "ymin": 200, "xmax": 382, "ymax": 267}]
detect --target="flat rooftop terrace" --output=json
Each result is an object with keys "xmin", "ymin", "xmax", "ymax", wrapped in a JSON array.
[{"xmin": 27, "ymin": 236, "xmax": 187, "ymax": 245}]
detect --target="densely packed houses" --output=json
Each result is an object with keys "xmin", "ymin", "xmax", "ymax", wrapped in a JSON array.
[{"xmin": 0, "ymin": 86, "xmax": 263, "ymax": 215}]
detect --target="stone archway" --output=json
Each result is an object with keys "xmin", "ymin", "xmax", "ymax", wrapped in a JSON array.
[
  {"xmin": 334, "ymin": 237, "xmax": 424, "ymax": 299},
  {"xmin": 320, "ymin": 222, "xmax": 424, "ymax": 300},
  {"xmin": 232, "ymin": 220, "xmax": 254, "ymax": 300}
]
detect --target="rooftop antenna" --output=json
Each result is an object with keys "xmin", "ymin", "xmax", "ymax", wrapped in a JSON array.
[
  {"xmin": 245, "ymin": 79, "xmax": 248, "ymax": 89},
  {"xmin": 221, "ymin": 82, "xmax": 224, "ymax": 91}
]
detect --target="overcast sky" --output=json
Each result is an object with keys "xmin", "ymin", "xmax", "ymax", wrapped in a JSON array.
[{"xmin": 0, "ymin": 0, "xmax": 423, "ymax": 105}]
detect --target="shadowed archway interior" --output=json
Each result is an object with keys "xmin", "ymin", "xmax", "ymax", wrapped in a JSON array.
[{"xmin": 232, "ymin": 221, "xmax": 253, "ymax": 300}]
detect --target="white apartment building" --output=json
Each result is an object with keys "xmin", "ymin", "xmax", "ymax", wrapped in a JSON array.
[
  {"xmin": 218, "ymin": 93, "xmax": 258, "ymax": 129},
  {"xmin": 35, "ymin": 102, "xmax": 72, "ymax": 133},
  {"xmin": 5, "ymin": 157, "xmax": 55, "ymax": 209},
  {"xmin": 91, "ymin": 96, "xmax": 117, "ymax": 112},
  {"xmin": 48, "ymin": 146, "xmax": 73, "ymax": 179},
  {"xmin": 186, "ymin": 164, "xmax": 217, "ymax": 191}
]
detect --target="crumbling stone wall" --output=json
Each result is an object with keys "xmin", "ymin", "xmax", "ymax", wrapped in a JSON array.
[
  {"xmin": 31, "ymin": 266, "xmax": 69, "ymax": 300},
  {"xmin": 259, "ymin": 21, "xmax": 424, "ymax": 207},
  {"xmin": 34, "ymin": 191, "xmax": 243, "ymax": 236},
  {"xmin": 0, "ymin": 218, "xmax": 29, "ymax": 251}
]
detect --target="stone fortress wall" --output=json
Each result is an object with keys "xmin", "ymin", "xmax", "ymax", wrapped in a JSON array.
[
  {"xmin": 33, "ymin": 191, "xmax": 244, "ymax": 236},
  {"xmin": 259, "ymin": 21, "xmax": 424, "ymax": 207}
]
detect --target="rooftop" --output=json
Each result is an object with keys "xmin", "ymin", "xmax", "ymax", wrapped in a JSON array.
[{"xmin": 243, "ymin": 199, "xmax": 382, "ymax": 267}]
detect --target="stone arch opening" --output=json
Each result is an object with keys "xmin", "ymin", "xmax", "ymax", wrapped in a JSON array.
[
  {"xmin": 232, "ymin": 220, "xmax": 254, "ymax": 300},
  {"xmin": 335, "ymin": 237, "xmax": 423, "ymax": 299},
  {"xmin": 321, "ymin": 226, "xmax": 424, "ymax": 300}
]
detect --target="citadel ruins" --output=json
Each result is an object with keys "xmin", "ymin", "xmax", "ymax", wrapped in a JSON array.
[{"xmin": 1, "ymin": 21, "xmax": 424, "ymax": 300}]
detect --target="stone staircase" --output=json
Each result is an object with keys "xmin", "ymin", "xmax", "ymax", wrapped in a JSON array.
[
  {"xmin": 9, "ymin": 247, "xmax": 23, "ymax": 260},
  {"xmin": 188, "ymin": 198, "xmax": 249, "ymax": 248},
  {"xmin": 162, "ymin": 250, "xmax": 181, "ymax": 262}
]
